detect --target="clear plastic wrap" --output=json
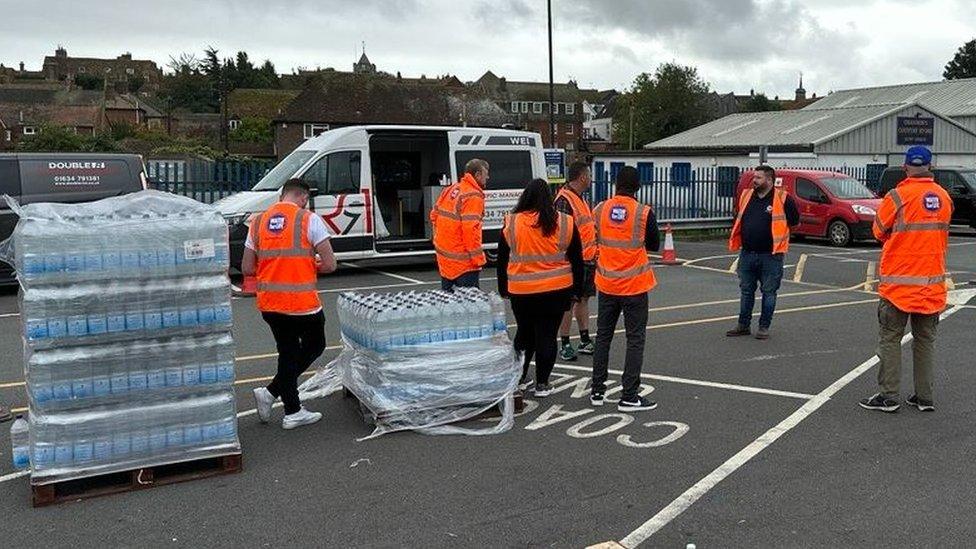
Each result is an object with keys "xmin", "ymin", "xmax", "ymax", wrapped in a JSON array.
[
  {"xmin": 300, "ymin": 289, "xmax": 519, "ymax": 440},
  {"xmin": 2, "ymin": 190, "xmax": 241, "ymax": 485}
]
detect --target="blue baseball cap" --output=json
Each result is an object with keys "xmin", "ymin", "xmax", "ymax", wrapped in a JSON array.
[{"xmin": 905, "ymin": 145, "xmax": 932, "ymax": 166}]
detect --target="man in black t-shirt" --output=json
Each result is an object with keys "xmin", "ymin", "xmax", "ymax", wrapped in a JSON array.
[{"xmin": 726, "ymin": 166, "xmax": 800, "ymax": 339}]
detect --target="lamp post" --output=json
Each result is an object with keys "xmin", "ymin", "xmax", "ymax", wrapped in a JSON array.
[{"xmin": 547, "ymin": 0, "xmax": 555, "ymax": 149}]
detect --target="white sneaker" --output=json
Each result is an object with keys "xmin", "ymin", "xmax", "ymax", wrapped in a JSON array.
[
  {"xmin": 253, "ymin": 387, "xmax": 275, "ymax": 424},
  {"xmin": 282, "ymin": 407, "xmax": 322, "ymax": 430}
]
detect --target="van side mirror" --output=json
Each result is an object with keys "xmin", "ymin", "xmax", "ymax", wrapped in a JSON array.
[{"xmin": 308, "ymin": 187, "xmax": 320, "ymax": 211}]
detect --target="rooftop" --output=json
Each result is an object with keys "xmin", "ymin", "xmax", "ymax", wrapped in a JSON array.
[{"xmin": 804, "ymin": 78, "xmax": 976, "ymax": 117}]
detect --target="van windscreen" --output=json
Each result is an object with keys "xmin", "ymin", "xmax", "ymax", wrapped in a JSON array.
[
  {"xmin": 252, "ymin": 150, "xmax": 315, "ymax": 191},
  {"xmin": 820, "ymin": 177, "xmax": 875, "ymax": 199}
]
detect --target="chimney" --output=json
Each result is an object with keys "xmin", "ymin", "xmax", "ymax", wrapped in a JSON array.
[
  {"xmin": 55, "ymin": 46, "xmax": 67, "ymax": 58},
  {"xmin": 19, "ymin": 61, "xmax": 25, "ymax": 72},
  {"xmin": 119, "ymin": 52, "xmax": 133, "ymax": 61},
  {"xmin": 499, "ymin": 77, "xmax": 507, "ymax": 92}
]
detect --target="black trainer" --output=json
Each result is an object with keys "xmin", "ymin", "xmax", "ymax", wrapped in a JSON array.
[
  {"xmin": 726, "ymin": 325, "xmax": 751, "ymax": 337},
  {"xmin": 858, "ymin": 393, "xmax": 900, "ymax": 413},
  {"xmin": 590, "ymin": 392, "xmax": 605, "ymax": 406},
  {"xmin": 618, "ymin": 396, "xmax": 657, "ymax": 412},
  {"xmin": 533, "ymin": 383, "xmax": 553, "ymax": 398},
  {"xmin": 906, "ymin": 394, "xmax": 935, "ymax": 412}
]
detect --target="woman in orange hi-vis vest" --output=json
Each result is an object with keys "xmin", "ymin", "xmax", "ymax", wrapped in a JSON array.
[
  {"xmin": 242, "ymin": 179, "xmax": 338, "ymax": 430},
  {"xmin": 497, "ymin": 179, "xmax": 584, "ymax": 397},
  {"xmin": 430, "ymin": 159, "xmax": 488, "ymax": 291},
  {"xmin": 859, "ymin": 146, "xmax": 952, "ymax": 414}
]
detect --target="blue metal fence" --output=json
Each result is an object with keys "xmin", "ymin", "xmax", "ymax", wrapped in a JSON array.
[
  {"xmin": 593, "ymin": 165, "xmax": 741, "ymax": 223},
  {"xmin": 146, "ymin": 158, "xmax": 275, "ymax": 203}
]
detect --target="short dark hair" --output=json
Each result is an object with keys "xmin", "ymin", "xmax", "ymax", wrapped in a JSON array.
[
  {"xmin": 615, "ymin": 165, "xmax": 640, "ymax": 195},
  {"xmin": 755, "ymin": 165, "xmax": 776, "ymax": 181},
  {"xmin": 567, "ymin": 161, "xmax": 590, "ymax": 182},
  {"xmin": 282, "ymin": 178, "xmax": 311, "ymax": 197}
]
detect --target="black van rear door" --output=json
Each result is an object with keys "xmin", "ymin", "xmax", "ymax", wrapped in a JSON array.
[
  {"xmin": 18, "ymin": 157, "xmax": 133, "ymax": 204},
  {"xmin": 0, "ymin": 158, "xmax": 22, "ymax": 277}
]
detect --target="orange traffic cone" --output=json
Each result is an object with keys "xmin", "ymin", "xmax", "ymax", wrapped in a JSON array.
[
  {"xmin": 234, "ymin": 275, "xmax": 258, "ymax": 297},
  {"xmin": 658, "ymin": 224, "xmax": 680, "ymax": 265}
]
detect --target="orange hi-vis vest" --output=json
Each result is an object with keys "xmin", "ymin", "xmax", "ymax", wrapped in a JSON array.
[
  {"xmin": 503, "ymin": 211, "xmax": 574, "ymax": 295},
  {"xmin": 556, "ymin": 186, "xmax": 597, "ymax": 262},
  {"xmin": 872, "ymin": 177, "xmax": 952, "ymax": 314},
  {"xmin": 250, "ymin": 202, "xmax": 321, "ymax": 314},
  {"xmin": 430, "ymin": 173, "xmax": 486, "ymax": 280},
  {"xmin": 593, "ymin": 195, "xmax": 657, "ymax": 296},
  {"xmin": 729, "ymin": 188, "xmax": 790, "ymax": 254}
]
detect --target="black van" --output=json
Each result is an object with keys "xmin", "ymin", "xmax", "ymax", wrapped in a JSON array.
[
  {"xmin": 0, "ymin": 153, "xmax": 147, "ymax": 284},
  {"xmin": 878, "ymin": 166, "xmax": 976, "ymax": 228}
]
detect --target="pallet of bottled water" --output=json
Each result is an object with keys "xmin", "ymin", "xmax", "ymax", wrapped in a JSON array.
[
  {"xmin": 302, "ymin": 287, "xmax": 519, "ymax": 439},
  {"xmin": 2, "ymin": 190, "xmax": 241, "ymax": 484}
]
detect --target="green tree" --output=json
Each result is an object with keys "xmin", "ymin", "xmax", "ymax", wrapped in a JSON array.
[
  {"xmin": 16, "ymin": 125, "xmax": 120, "ymax": 152},
  {"xmin": 944, "ymin": 38, "xmax": 976, "ymax": 79},
  {"xmin": 159, "ymin": 52, "xmax": 214, "ymax": 112},
  {"xmin": 614, "ymin": 63, "xmax": 713, "ymax": 148},
  {"xmin": 742, "ymin": 93, "xmax": 781, "ymax": 112},
  {"xmin": 229, "ymin": 117, "xmax": 273, "ymax": 144},
  {"xmin": 74, "ymin": 73, "xmax": 104, "ymax": 90}
]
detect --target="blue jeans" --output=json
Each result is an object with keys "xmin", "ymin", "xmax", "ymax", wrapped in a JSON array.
[
  {"xmin": 441, "ymin": 270, "xmax": 480, "ymax": 292},
  {"xmin": 737, "ymin": 251, "xmax": 784, "ymax": 330}
]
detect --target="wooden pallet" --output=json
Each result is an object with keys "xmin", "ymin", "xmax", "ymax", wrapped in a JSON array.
[{"xmin": 30, "ymin": 453, "xmax": 242, "ymax": 507}]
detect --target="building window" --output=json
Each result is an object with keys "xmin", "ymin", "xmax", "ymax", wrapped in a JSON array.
[
  {"xmin": 566, "ymin": 103, "xmax": 576, "ymax": 115},
  {"xmin": 303, "ymin": 123, "xmax": 329, "ymax": 139},
  {"xmin": 23, "ymin": 126, "xmax": 37, "ymax": 136},
  {"xmin": 552, "ymin": 123, "xmax": 558, "ymax": 135},
  {"xmin": 105, "ymin": 67, "xmax": 111, "ymax": 73},
  {"xmin": 229, "ymin": 119, "xmax": 240, "ymax": 130},
  {"xmin": 4, "ymin": 130, "xmax": 10, "ymax": 141},
  {"xmin": 566, "ymin": 124, "xmax": 574, "ymax": 135},
  {"xmin": 520, "ymin": 102, "xmax": 529, "ymax": 113},
  {"xmin": 511, "ymin": 101, "xmax": 518, "ymax": 113},
  {"xmin": 550, "ymin": 103, "xmax": 559, "ymax": 114},
  {"xmin": 532, "ymin": 102, "xmax": 542, "ymax": 114},
  {"xmin": 126, "ymin": 68, "xmax": 135, "ymax": 75},
  {"xmin": 78, "ymin": 66, "xmax": 86, "ymax": 73}
]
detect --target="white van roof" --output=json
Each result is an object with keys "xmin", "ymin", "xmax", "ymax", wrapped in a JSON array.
[{"xmin": 294, "ymin": 125, "xmax": 541, "ymax": 152}]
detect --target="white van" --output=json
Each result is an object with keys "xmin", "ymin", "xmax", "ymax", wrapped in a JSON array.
[{"xmin": 216, "ymin": 125, "xmax": 546, "ymax": 270}]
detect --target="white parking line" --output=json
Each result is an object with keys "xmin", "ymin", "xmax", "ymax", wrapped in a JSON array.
[
  {"xmin": 792, "ymin": 254, "xmax": 807, "ymax": 282},
  {"xmin": 553, "ymin": 363, "xmax": 814, "ymax": 400},
  {"xmin": 617, "ymin": 291, "xmax": 973, "ymax": 547}
]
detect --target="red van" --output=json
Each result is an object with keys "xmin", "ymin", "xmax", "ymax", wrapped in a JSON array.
[{"xmin": 735, "ymin": 169, "xmax": 882, "ymax": 247}]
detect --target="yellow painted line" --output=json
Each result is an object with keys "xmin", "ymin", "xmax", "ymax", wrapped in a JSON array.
[
  {"xmin": 792, "ymin": 253, "xmax": 808, "ymax": 283},
  {"xmin": 864, "ymin": 261, "xmax": 876, "ymax": 291},
  {"xmin": 728, "ymin": 257, "xmax": 739, "ymax": 273}
]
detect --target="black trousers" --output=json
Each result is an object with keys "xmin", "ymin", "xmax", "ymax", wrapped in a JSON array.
[
  {"xmin": 592, "ymin": 291, "xmax": 648, "ymax": 400},
  {"xmin": 510, "ymin": 297, "xmax": 564, "ymax": 385},
  {"xmin": 261, "ymin": 310, "xmax": 326, "ymax": 414}
]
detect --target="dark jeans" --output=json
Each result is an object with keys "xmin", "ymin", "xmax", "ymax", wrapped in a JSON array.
[
  {"xmin": 261, "ymin": 310, "xmax": 327, "ymax": 414},
  {"xmin": 510, "ymin": 297, "xmax": 564, "ymax": 385},
  {"xmin": 737, "ymin": 251, "xmax": 784, "ymax": 330},
  {"xmin": 592, "ymin": 291, "xmax": 649, "ymax": 400},
  {"xmin": 441, "ymin": 270, "xmax": 480, "ymax": 292}
]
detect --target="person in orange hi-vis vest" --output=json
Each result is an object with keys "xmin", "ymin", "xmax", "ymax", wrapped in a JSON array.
[
  {"xmin": 430, "ymin": 158, "xmax": 488, "ymax": 291},
  {"xmin": 554, "ymin": 161, "xmax": 598, "ymax": 362},
  {"xmin": 591, "ymin": 166, "xmax": 661, "ymax": 413},
  {"xmin": 859, "ymin": 146, "xmax": 952, "ymax": 414},
  {"xmin": 726, "ymin": 165, "xmax": 799, "ymax": 340},
  {"xmin": 497, "ymin": 179, "xmax": 584, "ymax": 397},
  {"xmin": 242, "ymin": 179, "xmax": 338, "ymax": 430}
]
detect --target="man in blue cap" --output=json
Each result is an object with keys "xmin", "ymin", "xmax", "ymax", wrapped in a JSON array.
[{"xmin": 860, "ymin": 145, "xmax": 952, "ymax": 413}]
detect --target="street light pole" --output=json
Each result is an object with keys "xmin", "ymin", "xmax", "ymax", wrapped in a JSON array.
[{"xmin": 547, "ymin": 0, "xmax": 555, "ymax": 149}]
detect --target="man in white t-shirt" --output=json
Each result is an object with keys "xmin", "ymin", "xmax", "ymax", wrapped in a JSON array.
[{"xmin": 242, "ymin": 179, "xmax": 337, "ymax": 430}]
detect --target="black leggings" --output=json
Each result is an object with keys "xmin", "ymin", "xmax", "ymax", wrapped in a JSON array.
[
  {"xmin": 261, "ymin": 311, "xmax": 327, "ymax": 414},
  {"xmin": 510, "ymin": 298, "xmax": 564, "ymax": 385}
]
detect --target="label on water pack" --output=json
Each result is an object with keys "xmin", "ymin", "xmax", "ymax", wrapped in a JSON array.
[
  {"xmin": 33, "ymin": 383, "xmax": 53, "ymax": 403},
  {"xmin": 197, "ymin": 306, "xmax": 215, "ymax": 324},
  {"xmin": 165, "ymin": 367, "xmax": 183, "ymax": 387},
  {"xmin": 106, "ymin": 313, "xmax": 126, "ymax": 333},
  {"xmin": 125, "ymin": 312, "xmax": 145, "ymax": 331},
  {"xmin": 33, "ymin": 443, "xmax": 54, "ymax": 467},
  {"xmin": 139, "ymin": 250, "xmax": 158, "ymax": 268},
  {"xmin": 26, "ymin": 319, "xmax": 48, "ymax": 340},
  {"xmin": 113, "ymin": 435, "xmax": 131, "ymax": 457},
  {"xmin": 217, "ymin": 362, "xmax": 235, "ymax": 383},
  {"xmin": 48, "ymin": 318, "xmax": 67, "ymax": 338},
  {"xmin": 166, "ymin": 428, "xmax": 184, "ymax": 448},
  {"xmin": 93, "ymin": 439, "xmax": 112, "ymax": 461},
  {"xmin": 144, "ymin": 311, "xmax": 163, "ymax": 330},
  {"xmin": 130, "ymin": 432, "xmax": 149, "ymax": 454},
  {"xmin": 214, "ymin": 304, "xmax": 232, "ymax": 323},
  {"xmin": 180, "ymin": 308, "xmax": 198, "ymax": 326},
  {"xmin": 54, "ymin": 443, "xmax": 72, "ymax": 464},
  {"xmin": 111, "ymin": 373, "xmax": 129, "ymax": 394},
  {"xmin": 88, "ymin": 315, "xmax": 107, "ymax": 335},
  {"xmin": 54, "ymin": 382, "xmax": 72, "ymax": 401},
  {"xmin": 162, "ymin": 309, "xmax": 180, "ymax": 328},
  {"xmin": 147, "ymin": 370, "xmax": 166, "ymax": 389},
  {"xmin": 92, "ymin": 376, "xmax": 111, "ymax": 397},
  {"xmin": 184, "ymin": 425, "xmax": 203, "ymax": 445},
  {"xmin": 64, "ymin": 253, "xmax": 84, "ymax": 272},
  {"xmin": 183, "ymin": 365, "xmax": 200, "ymax": 386},
  {"xmin": 84, "ymin": 253, "xmax": 104, "ymax": 272},
  {"xmin": 157, "ymin": 248, "xmax": 176, "ymax": 267},
  {"xmin": 200, "ymin": 365, "xmax": 217, "ymax": 384},
  {"xmin": 121, "ymin": 250, "xmax": 140, "ymax": 270},
  {"xmin": 72, "ymin": 378, "xmax": 93, "ymax": 399},
  {"xmin": 184, "ymin": 238, "xmax": 216, "ymax": 261},
  {"xmin": 67, "ymin": 315, "xmax": 88, "ymax": 337},
  {"xmin": 148, "ymin": 430, "xmax": 167, "ymax": 452},
  {"xmin": 103, "ymin": 251, "xmax": 121, "ymax": 271},
  {"xmin": 129, "ymin": 371, "xmax": 148, "ymax": 391},
  {"xmin": 73, "ymin": 441, "xmax": 93, "ymax": 462}
]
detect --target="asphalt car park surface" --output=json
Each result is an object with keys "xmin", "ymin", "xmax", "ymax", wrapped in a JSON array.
[{"xmin": 0, "ymin": 231, "xmax": 975, "ymax": 547}]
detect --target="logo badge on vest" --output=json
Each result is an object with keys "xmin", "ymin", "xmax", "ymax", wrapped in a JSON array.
[
  {"xmin": 267, "ymin": 213, "xmax": 287, "ymax": 233},
  {"xmin": 610, "ymin": 206, "xmax": 627, "ymax": 222},
  {"xmin": 923, "ymin": 193, "xmax": 941, "ymax": 211},
  {"xmin": 765, "ymin": 205, "xmax": 773, "ymax": 214},
  {"xmin": 450, "ymin": 187, "xmax": 460, "ymax": 199}
]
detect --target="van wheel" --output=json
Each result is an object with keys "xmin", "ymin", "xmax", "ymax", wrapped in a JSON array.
[{"xmin": 828, "ymin": 220, "xmax": 852, "ymax": 247}]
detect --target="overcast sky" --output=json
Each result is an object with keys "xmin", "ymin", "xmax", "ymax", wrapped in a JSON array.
[{"xmin": 3, "ymin": 0, "xmax": 975, "ymax": 97}]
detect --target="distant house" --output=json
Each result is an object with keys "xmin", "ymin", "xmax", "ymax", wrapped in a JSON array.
[
  {"xmin": 41, "ymin": 47, "xmax": 163, "ymax": 93},
  {"xmin": 272, "ymin": 70, "xmax": 513, "ymax": 159},
  {"xmin": 471, "ymin": 71, "xmax": 592, "ymax": 152},
  {"xmin": 0, "ymin": 88, "xmax": 106, "ymax": 149},
  {"xmin": 582, "ymin": 90, "xmax": 619, "ymax": 150}
]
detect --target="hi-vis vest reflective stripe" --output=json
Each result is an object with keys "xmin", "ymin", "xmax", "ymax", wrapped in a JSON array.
[
  {"xmin": 556, "ymin": 187, "xmax": 597, "ymax": 262},
  {"xmin": 728, "ymin": 188, "xmax": 790, "ymax": 254},
  {"xmin": 593, "ymin": 196, "xmax": 657, "ymax": 296},
  {"xmin": 430, "ymin": 174, "xmax": 485, "ymax": 280},
  {"xmin": 874, "ymin": 180, "xmax": 952, "ymax": 314},
  {"xmin": 503, "ymin": 211, "xmax": 574, "ymax": 295},
  {"xmin": 252, "ymin": 202, "xmax": 321, "ymax": 314}
]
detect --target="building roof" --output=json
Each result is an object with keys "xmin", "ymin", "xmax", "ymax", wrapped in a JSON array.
[
  {"xmin": 0, "ymin": 87, "xmax": 103, "ymax": 106},
  {"xmin": 472, "ymin": 71, "xmax": 590, "ymax": 102},
  {"xmin": 645, "ymin": 103, "xmax": 967, "ymax": 150},
  {"xmin": 227, "ymin": 88, "xmax": 301, "ymax": 120},
  {"xmin": 804, "ymin": 78, "xmax": 976, "ymax": 117},
  {"xmin": 0, "ymin": 103, "xmax": 101, "ymax": 128}
]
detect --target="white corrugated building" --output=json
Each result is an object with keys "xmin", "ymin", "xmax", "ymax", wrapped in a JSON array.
[{"xmin": 591, "ymin": 78, "xmax": 976, "ymax": 189}]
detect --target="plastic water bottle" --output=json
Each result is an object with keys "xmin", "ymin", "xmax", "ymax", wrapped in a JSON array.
[
  {"xmin": 490, "ymin": 292, "xmax": 508, "ymax": 333},
  {"xmin": 10, "ymin": 415, "xmax": 29, "ymax": 470}
]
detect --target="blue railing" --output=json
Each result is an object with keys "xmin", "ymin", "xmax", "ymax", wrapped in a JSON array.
[{"xmin": 592, "ymin": 166, "xmax": 740, "ymax": 223}]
